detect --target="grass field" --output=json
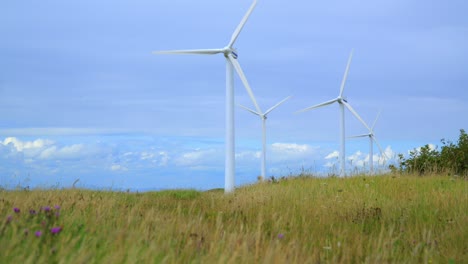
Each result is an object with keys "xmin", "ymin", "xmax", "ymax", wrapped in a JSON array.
[{"xmin": 1, "ymin": 174, "xmax": 466, "ymax": 263}]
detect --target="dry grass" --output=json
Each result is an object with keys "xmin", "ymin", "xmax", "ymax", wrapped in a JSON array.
[{"xmin": 1, "ymin": 174, "xmax": 466, "ymax": 263}]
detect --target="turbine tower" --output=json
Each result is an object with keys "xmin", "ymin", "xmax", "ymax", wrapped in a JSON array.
[
  {"xmin": 349, "ymin": 110, "xmax": 387, "ymax": 175},
  {"xmin": 297, "ymin": 50, "xmax": 370, "ymax": 177},
  {"xmin": 153, "ymin": 0, "xmax": 261, "ymax": 193},
  {"xmin": 239, "ymin": 96, "xmax": 292, "ymax": 181}
]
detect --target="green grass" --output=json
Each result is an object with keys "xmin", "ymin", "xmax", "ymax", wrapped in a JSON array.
[{"xmin": 1, "ymin": 174, "xmax": 466, "ymax": 263}]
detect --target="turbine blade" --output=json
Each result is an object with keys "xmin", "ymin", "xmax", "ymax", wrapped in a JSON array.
[
  {"xmin": 342, "ymin": 101, "xmax": 370, "ymax": 130},
  {"xmin": 227, "ymin": 55, "xmax": 262, "ymax": 114},
  {"xmin": 339, "ymin": 49, "xmax": 354, "ymax": 97},
  {"xmin": 372, "ymin": 135, "xmax": 388, "ymax": 160},
  {"xmin": 228, "ymin": 0, "xmax": 258, "ymax": 48},
  {"xmin": 264, "ymin": 96, "xmax": 292, "ymax": 116},
  {"xmin": 371, "ymin": 109, "xmax": 382, "ymax": 130},
  {"xmin": 296, "ymin": 98, "xmax": 338, "ymax": 113},
  {"xmin": 348, "ymin": 134, "xmax": 370, "ymax": 138},
  {"xmin": 153, "ymin": 49, "xmax": 224, "ymax": 55},
  {"xmin": 238, "ymin": 104, "xmax": 260, "ymax": 116}
]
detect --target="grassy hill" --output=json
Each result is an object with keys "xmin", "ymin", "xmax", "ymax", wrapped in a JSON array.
[{"xmin": 1, "ymin": 175, "xmax": 466, "ymax": 263}]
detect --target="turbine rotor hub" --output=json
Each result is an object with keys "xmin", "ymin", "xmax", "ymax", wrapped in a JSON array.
[{"xmin": 223, "ymin": 47, "xmax": 238, "ymax": 59}]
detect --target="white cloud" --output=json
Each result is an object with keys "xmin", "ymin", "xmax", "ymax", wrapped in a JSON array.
[
  {"xmin": 271, "ymin": 143, "xmax": 310, "ymax": 153},
  {"xmin": 2, "ymin": 137, "xmax": 53, "ymax": 152},
  {"xmin": 380, "ymin": 146, "xmax": 396, "ymax": 165},
  {"xmin": 141, "ymin": 151, "xmax": 155, "ymax": 160},
  {"xmin": 139, "ymin": 150, "xmax": 172, "ymax": 166},
  {"xmin": 341, "ymin": 146, "xmax": 397, "ymax": 170},
  {"xmin": 348, "ymin": 150, "xmax": 363, "ymax": 161},
  {"xmin": 270, "ymin": 143, "xmax": 319, "ymax": 163},
  {"xmin": 348, "ymin": 151, "xmax": 365, "ymax": 167},
  {"xmin": 320, "ymin": 146, "xmax": 397, "ymax": 172},
  {"xmin": 325, "ymin": 151, "xmax": 339, "ymax": 159},
  {"xmin": 174, "ymin": 149, "xmax": 220, "ymax": 167},
  {"xmin": 236, "ymin": 151, "xmax": 261, "ymax": 160},
  {"xmin": 38, "ymin": 144, "xmax": 85, "ymax": 160},
  {"xmin": 110, "ymin": 164, "xmax": 128, "ymax": 172},
  {"xmin": 1, "ymin": 137, "xmax": 93, "ymax": 162},
  {"xmin": 38, "ymin": 147, "xmax": 58, "ymax": 160},
  {"xmin": 265, "ymin": 143, "xmax": 326, "ymax": 175},
  {"xmin": 139, "ymin": 151, "xmax": 170, "ymax": 166}
]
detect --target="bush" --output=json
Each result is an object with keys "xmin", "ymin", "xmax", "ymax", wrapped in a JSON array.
[
  {"xmin": 440, "ymin": 129, "xmax": 468, "ymax": 175},
  {"xmin": 396, "ymin": 129, "xmax": 467, "ymax": 177}
]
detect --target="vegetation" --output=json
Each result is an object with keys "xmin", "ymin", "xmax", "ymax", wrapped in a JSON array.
[
  {"xmin": 392, "ymin": 129, "xmax": 467, "ymax": 177},
  {"xmin": 1, "ymin": 175, "xmax": 466, "ymax": 263}
]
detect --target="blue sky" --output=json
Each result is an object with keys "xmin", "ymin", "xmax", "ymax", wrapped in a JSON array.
[{"xmin": 1, "ymin": 0, "xmax": 467, "ymax": 191}]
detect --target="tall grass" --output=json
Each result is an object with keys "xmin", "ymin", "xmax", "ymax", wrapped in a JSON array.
[{"xmin": 1, "ymin": 174, "xmax": 466, "ymax": 263}]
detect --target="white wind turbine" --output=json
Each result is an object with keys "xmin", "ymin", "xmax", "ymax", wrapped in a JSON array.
[
  {"xmin": 239, "ymin": 96, "xmax": 292, "ymax": 181},
  {"xmin": 349, "ymin": 110, "xmax": 387, "ymax": 175},
  {"xmin": 153, "ymin": 0, "xmax": 261, "ymax": 193},
  {"xmin": 297, "ymin": 50, "xmax": 370, "ymax": 177}
]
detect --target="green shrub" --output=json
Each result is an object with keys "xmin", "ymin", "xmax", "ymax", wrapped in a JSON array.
[
  {"xmin": 396, "ymin": 129, "xmax": 467, "ymax": 177},
  {"xmin": 440, "ymin": 129, "xmax": 468, "ymax": 175}
]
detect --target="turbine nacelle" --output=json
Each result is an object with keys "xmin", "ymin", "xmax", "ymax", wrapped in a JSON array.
[
  {"xmin": 231, "ymin": 51, "xmax": 238, "ymax": 59},
  {"xmin": 222, "ymin": 47, "xmax": 238, "ymax": 59},
  {"xmin": 338, "ymin": 96, "xmax": 348, "ymax": 104}
]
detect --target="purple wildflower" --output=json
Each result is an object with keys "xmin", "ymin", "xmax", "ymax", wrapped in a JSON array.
[
  {"xmin": 43, "ymin": 206, "xmax": 51, "ymax": 212},
  {"xmin": 29, "ymin": 209, "xmax": 37, "ymax": 215},
  {"xmin": 6, "ymin": 215, "xmax": 13, "ymax": 223},
  {"xmin": 50, "ymin": 227, "xmax": 62, "ymax": 234},
  {"xmin": 277, "ymin": 234, "xmax": 284, "ymax": 239},
  {"xmin": 54, "ymin": 205, "xmax": 61, "ymax": 210},
  {"xmin": 35, "ymin": 231, "xmax": 42, "ymax": 237},
  {"xmin": 13, "ymin": 207, "xmax": 20, "ymax": 213}
]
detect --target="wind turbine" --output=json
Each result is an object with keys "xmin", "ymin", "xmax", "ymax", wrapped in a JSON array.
[
  {"xmin": 297, "ymin": 50, "xmax": 370, "ymax": 177},
  {"xmin": 349, "ymin": 110, "xmax": 387, "ymax": 175},
  {"xmin": 239, "ymin": 95, "xmax": 292, "ymax": 181},
  {"xmin": 153, "ymin": 0, "xmax": 261, "ymax": 193}
]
